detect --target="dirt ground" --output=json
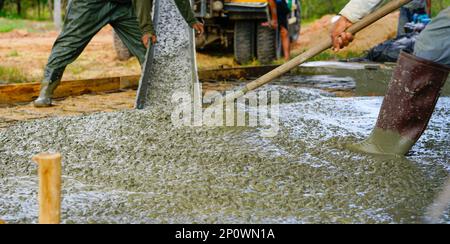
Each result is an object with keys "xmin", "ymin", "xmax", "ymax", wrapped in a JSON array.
[
  {"xmin": 0, "ymin": 82, "xmax": 237, "ymax": 129},
  {"xmin": 293, "ymin": 12, "xmax": 399, "ymax": 54},
  {"xmin": 0, "ymin": 26, "xmax": 142, "ymax": 82},
  {"xmin": 0, "ymin": 13, "xmax": 399, "ymax": 127},
  {"xmin": 0, "ymin": 12, "xmax": 399, "ymax": 83},
  {"xmin": 0, "ymin": 24, "xmax": 239, "ymax": 83},
  {"xmin": 0, "ymin": 90, "xmax": 135, "ymax": 129}
]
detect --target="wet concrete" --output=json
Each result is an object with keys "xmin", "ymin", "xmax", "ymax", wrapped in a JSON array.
[
  {"xmin": 272, "ymin": 75, "xmax": 356, "ymax": 92},
  {"xmin": 0, "ymin": 85, "xmax": 449, "ymax": 224},
  {"xmin": 139, "ymin": 0, "xmax": 198, "ymax": 111},
  {"xmin": 296, "ymin": 61, "xmax": 450, "ymax": 96},
  {"xmin": 1, "ymin": 1, "xmax": 450, "ymax": 224},
  {"xmin": 301, "ymin": 61, "xmax": 370, "ymax": 70}
]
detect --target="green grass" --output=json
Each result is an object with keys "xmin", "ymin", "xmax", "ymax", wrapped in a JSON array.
[
  {"xmin": 67, "ymin": 64, "xmax": 87, "ymax": 76},
  {"xmin": 0, "ymin": 17, "xmax": 54, "ymax": 33},
  {"xmin": 0, "ymin": 18, "xmax": 25, "ymax": 33},
  {"xmin": 0, "ymin": 11, "xmax": 21, "ymax": 19},
  {"xmin": 0, "ymin": 8, "xmax": 53, "ymax": 21},
  {"xmin": 0, "ymin": 66, "xmax": 35, "ymax": 84},
  {"xmin": 243, "ymin": 59, "xmax": 262, "ymax": 67},
  {"xmin": 0, "ymin": 18, "xmax": 26, "ymax": 33},
  {"xmin": 7, "ymin": 50, "xmax": 19, "ymax": 57},
  {"xmin": 290, "ymin": 48, "xmax": 365, "ymax": 62}
]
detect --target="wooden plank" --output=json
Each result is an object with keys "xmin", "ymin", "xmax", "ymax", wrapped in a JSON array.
[
  {"xmin": 0, "ymin": 66, "xmax": 279, "ymax": 105},
  {"xmin": 0, "ymin": 75, "xmax": 140, "ymax": 105},
  {"xmin": 120, "ymin": 75, "xmax": 141, "ymax": 90}
]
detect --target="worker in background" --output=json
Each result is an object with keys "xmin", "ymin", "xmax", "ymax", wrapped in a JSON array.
[
  {"xmin": 331, "ymin": 0, "xmax": 449, "ymax": 156},
  {"xmin": 397, "ymin": 0, "xmax": 431, "ymax": 37},
  {"xmin": 34, "ymin": 0, "xmax": 204, "ymax": 107},
  {"xmin": 268, "ymin": 0, "xmax": 291, "ymax": 61}
]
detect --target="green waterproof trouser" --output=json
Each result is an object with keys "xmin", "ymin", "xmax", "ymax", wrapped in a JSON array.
[{"xmin": 46, "ymin": 0, "xmax": 147, "ymax": 74}]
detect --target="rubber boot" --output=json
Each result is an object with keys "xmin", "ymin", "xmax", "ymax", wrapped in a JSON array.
[
  {"xmin": 33, "ymin": 67, "xmax": 65, "ymax": 107},
  {"xmin": 349, "ymin": 52, "xmax": 450, "ymax": 156}
]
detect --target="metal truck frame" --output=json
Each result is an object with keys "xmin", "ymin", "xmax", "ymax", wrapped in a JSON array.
[{"xmin": 193, "ymin": 0, "xmax": 301, "ymax": 64}]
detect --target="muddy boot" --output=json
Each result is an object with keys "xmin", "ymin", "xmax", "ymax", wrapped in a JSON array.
[
  {"xmin": 349, "ymin": 52, "xmax": 450, "ymax": 156},
  {"xmin": 33, "ymin": 67, "xmax": 65, "ymax": 107}
]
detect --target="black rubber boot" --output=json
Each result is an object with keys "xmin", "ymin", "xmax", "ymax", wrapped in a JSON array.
[
  {"xmin": 349, "ymin": 52, "xmax": 450, "ymax": 156},
  {"xmin": 33, "ymin": 67, "xmax": 65, "ymax": 107}
]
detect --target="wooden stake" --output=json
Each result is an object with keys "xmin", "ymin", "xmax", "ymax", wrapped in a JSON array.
[{"xmin": 32, "ymin": 153, "xmax": 62, "ymax": 224}]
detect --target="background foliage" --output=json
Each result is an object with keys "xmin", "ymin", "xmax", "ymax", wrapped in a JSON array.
[
  {"xmin": 300, "ymin": 0, "xmax": 449, "ymax": 19},
  {"xmin": 0, "ymin": 0, "xmax": 448, "ymax": 20}
]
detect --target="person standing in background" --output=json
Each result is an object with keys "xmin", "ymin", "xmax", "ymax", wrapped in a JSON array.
[
  {"xmin": 268, "ymin": 0, "xmax": 291, "ymax": 61},
  {"xmin": 33, "ymin": 0, "xmax": 204, "ymax": 108}
]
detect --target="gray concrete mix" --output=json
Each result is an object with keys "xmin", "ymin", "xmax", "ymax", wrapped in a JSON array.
[
  {"xmin": 139, "ymin": 0, "xmax": 199, "ymax": 111},
  {"xmin": 1, "ymin": 86, "xmax": 450, "ymax": 223},
  {"xmin": 1, "ymin": 0, "xmax": 450, "ymax": 224}
]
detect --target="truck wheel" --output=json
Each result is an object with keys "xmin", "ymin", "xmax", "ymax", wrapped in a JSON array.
[
  {"xmin": 234, "ymin": 21, "xmax": 255, "ymax": 64},
  {"xmin": 256, "ymin": 24, "xmax": 277, "ymax": 64},
  {"xmin": 113, "ymin": 30, "xmax": 133, "ymax": 61}
]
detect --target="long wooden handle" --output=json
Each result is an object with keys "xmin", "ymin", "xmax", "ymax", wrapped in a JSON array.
[
  {"xmin": 33, "ymin": 153, "xmax": 62, "ymax": 224},
  {"xmin": 223, "ymin": 0, "xmax": 412, "ymax": 102}
]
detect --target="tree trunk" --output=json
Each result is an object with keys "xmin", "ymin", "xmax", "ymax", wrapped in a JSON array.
[
  {"xmin": 0, "ymin": 0, "xmax": 5, "ymax": 12},
  {"xmin": 16, "ymin": 0, "xmax": 22, "ymax": 15},
  {"xmin": 37, "ymin": 0, "xmax": 41, "ymax": 18},
  {"xmin": 48, "ymin": 0, "xmax": 53, "ymax": 18},
  {"xmin": 54, "ymin": 0, "xmax": 62, "ymax": 30}
]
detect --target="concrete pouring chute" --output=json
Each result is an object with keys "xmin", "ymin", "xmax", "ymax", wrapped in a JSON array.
[{"xmin": 136, "ymin": 0, "xmax": 201, "ymax": 111}]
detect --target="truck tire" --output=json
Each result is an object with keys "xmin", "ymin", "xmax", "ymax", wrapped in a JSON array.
[
  {"xmin": 256, "ymin": 24, "xmax": 277, "ymax": 64},
  {"xmin": 234, "ymin": 21, "xmax": 255, "ymax": 64},
  {"xmin": 113, "ymin": 30, "xmax": 133, "ymax": 61}
]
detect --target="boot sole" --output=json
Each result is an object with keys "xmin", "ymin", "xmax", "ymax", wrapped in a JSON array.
[{"xmin": 33, "ymin": 102, "xmax": 52, "ymax": 108}]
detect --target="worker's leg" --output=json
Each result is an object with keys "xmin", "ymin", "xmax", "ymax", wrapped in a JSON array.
[
  {"xmin": 280, "ymin": 26, "xmax": 290, "ymax": 61},
  {"xmin": 34, "ymin": 0, "xmax": 112, "ymax": 107},
  {"xmin": 276, "ymin": 0, "xmax": 290, "ymax": 61},
  {"xmin": 349, "ymin": 8, "xmax": 450, "ymax": 156},
  {"xmin": 110, "ymin": 2, "xmax": 147, "ymax": 66}
]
